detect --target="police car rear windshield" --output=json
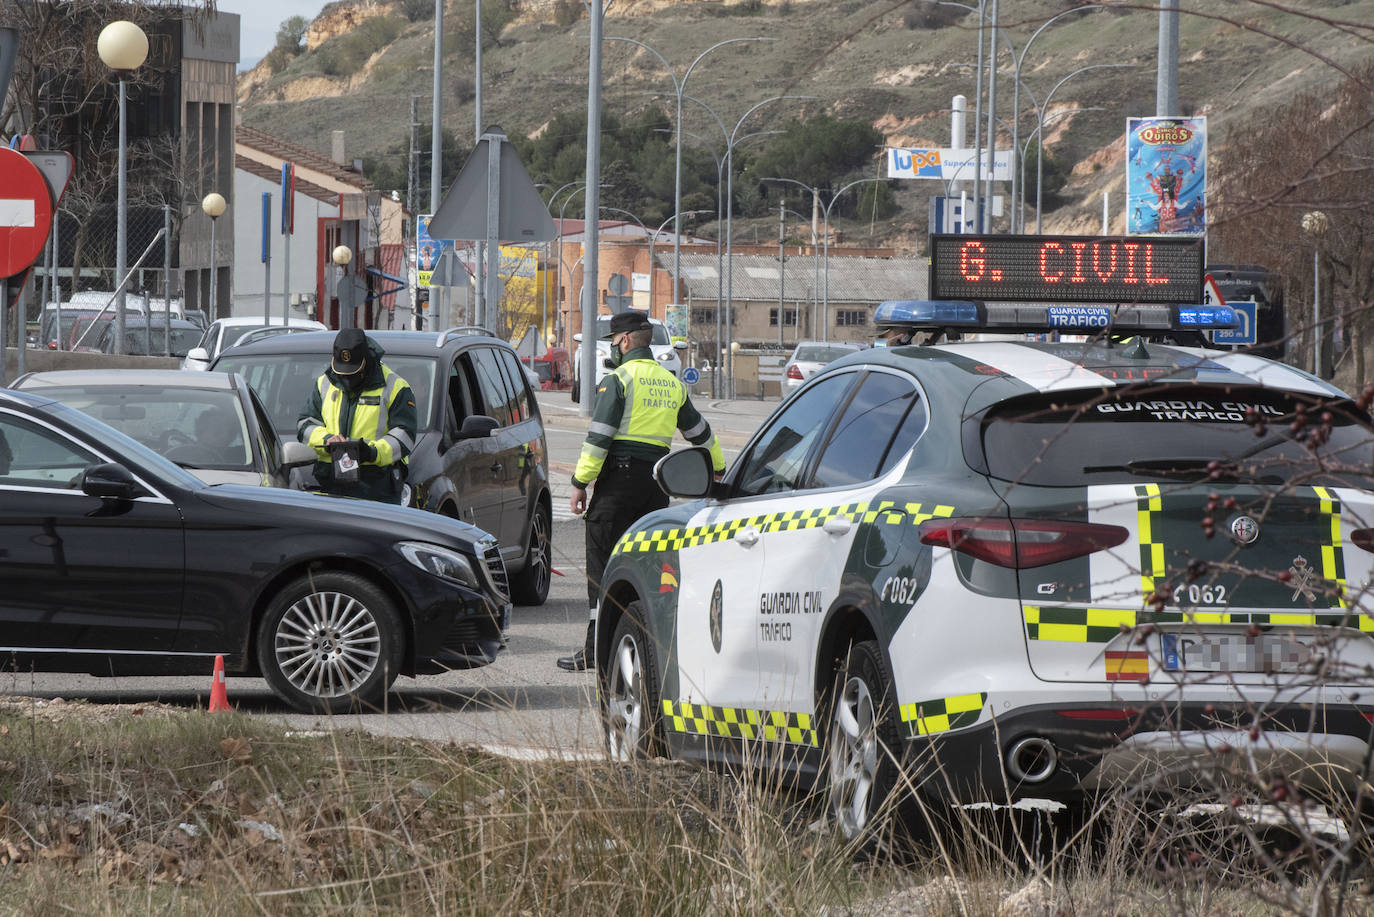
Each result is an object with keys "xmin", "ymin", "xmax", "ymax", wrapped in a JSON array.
[{"xmin": 977, "ymin": 386, "xmax": 1374, "ymax": 488}]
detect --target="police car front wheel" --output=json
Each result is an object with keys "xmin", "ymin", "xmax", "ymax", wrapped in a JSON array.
[{"xmin": 601, "ymin": 604, "xmax": 664, "ymax": 761}]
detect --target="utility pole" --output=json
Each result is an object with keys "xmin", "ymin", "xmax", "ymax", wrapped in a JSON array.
[
  {"xmin": 408, "ymin": 95, "xmax": 420, "ymax": 214},
  {"xmin": 1157, "ymin": 0, "xmax": 1180, "ymax": 116},
  {"xmin": 777, "ymin": 199, "xmax": 785, "ymax": 347}
]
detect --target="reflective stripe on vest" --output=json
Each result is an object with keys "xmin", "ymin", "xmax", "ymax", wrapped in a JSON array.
[{"xmin": 611, "ymin": 360, "xmax": 684, "ymax": 448}]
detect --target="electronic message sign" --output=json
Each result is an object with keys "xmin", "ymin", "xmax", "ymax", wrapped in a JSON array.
[{"xmin": 929, "ymin": 234, "xmax": 1204, "ymax": 305}]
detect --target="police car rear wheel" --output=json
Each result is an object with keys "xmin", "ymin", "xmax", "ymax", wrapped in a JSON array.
[
  {"xmin": 256, "ymin": 571, "xmax": 404, "ymax": 715},
  {"xmin": 826, "ymin": 640, "xmax": 901, "ymax": 843},
  {"xmin": 509, "ymin": 503, "xmax": 551, "ymax": 605},
  {"xmin": 602, "ymin": 605, "xmax": 663, "ymax": 761}
]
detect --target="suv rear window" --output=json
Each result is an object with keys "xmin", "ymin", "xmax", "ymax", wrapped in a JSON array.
[{"xmin": 976, "ymin": 385, "xmax": 1374, "ymax": 488}]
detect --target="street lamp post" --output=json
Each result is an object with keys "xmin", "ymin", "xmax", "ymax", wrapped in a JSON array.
[
  {"xmin": 1033, "ymin": 65, "xmax": 1129, "ymax": 233},
  {"xmin": 1302, "ymin": 210, "xmax": 1329, "ymax": 376},
  {"xmin": 648, "ymin": 210, "xmax": 711, "ymax": 313},
  {"xmin": 1018, "ymin": 106, "xmax": 1101, "ymax": 230},
  {"xmin": 606, "ymin": 35, "xmax": 773, "ymax": 336},
  {"xmin": 98, "ymin": 19, "xmax": 149, "ymax": 356},
  {"xmin": 333, "ymin": 244, "xmax": 354, "ymax": 329},
  {"xmin": 723, "ymin": 96, "xmax": 813, "ymax": 381},
  {"xmin": 201, "ymin": 192, "xmax": 226, "ymax": 319}
]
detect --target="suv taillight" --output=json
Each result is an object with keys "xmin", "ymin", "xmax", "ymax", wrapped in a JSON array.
[
  {"xmin": 786, "ymin": 364, "xmax": 803, "ymax": 380},
  {"xmin": 918, "ymin": 518, "xmax": 1129, "ymax": 569}
]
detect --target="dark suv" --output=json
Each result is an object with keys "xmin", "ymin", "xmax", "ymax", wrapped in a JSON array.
[{"xmin": 211, "ymin": 328, "xmax": 553, "ymax": 605}]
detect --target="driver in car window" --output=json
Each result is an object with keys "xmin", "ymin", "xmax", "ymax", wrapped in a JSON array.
[{"xmin": 195, "ymin": 406, "xmax": 238, "ymax": 453}]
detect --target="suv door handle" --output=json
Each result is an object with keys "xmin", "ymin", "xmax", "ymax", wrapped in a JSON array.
[
  {"xmin": 822, "ymin": 516, "xmax": 852, "ymax": 536},
  {"xmin": 733, "ymin": 526, "xmax": 760, "ymax": 547}
]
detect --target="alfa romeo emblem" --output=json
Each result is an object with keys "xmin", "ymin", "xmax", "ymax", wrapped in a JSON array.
[
  {"xmin": 709, "ymin": 579, "xmax": 723, "ymax": 654},
  {"xmin": 1229, "ymin": 515, "xmax": 1260, "ymax": 545}
]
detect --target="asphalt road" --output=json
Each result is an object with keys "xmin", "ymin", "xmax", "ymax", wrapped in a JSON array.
[{"xmin": 2, "ymin": 389, "xmax": 775, "ymax": 758}]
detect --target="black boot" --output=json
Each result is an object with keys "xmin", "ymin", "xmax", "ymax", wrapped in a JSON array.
[{"xmin": 556, "ymin": 649, "xmax": 589, "ymax": 672}]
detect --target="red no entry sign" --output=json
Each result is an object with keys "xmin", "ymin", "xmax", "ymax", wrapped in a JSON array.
[{"xmin": 0, "ymin": 146, "xmax": 55, "ymax": 278}]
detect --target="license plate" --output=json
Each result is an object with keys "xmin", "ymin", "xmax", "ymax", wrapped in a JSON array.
[{"xmin": 1160, "ymin": 633, "xmax": 1313, "ymax": 674}]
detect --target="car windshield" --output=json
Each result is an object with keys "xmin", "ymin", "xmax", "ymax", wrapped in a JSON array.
[
  {"xmin": 593, "ymin": 316, "xmax": 671, "ymax": 346},
  {"xmin": 214, "ymin": 352, "xmax": 437, "ymax": 436},
  {"xmin": 125, "ymin": 327, "xmax": 203, "ymax": 357},
  {"xmin": 978, "ymin": 385, "xmax": 1374, "ymax": 488},
  {"xmin": 36, "ymin": 398, "xmax": 206, "ymax": 490},
  {"xmin": 33, "ymin": 385, "xmax": 254, "ymax": 471},
  {"xmin": 793, "ymin": 344, "xmax": 859, "ymax": 363}
]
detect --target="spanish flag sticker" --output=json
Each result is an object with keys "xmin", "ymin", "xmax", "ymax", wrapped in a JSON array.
[
  {"xmin": 659, "ymin": 563, "xmax": 679, "ymax": 594},
  {"xmin": 1105, "ymin": 650, "xmax": 1149, "ymax": 682}
]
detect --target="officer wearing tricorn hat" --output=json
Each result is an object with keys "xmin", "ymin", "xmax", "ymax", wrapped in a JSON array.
[
  {"xmin": 557, "ymin": 310, "xmax": 726, "ymax": 671},
  {"xmin": 298, "ymin": 327, "xmax": 417, "ymax": 503}
]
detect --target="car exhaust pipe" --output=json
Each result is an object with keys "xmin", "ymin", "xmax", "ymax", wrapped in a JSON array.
[{"xmin": 1005, "ymin": 736, "xmax": 1057, "ymax": 784}]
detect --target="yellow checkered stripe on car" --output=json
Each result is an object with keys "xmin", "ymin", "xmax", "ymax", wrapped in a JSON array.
[
  {"xmin": 899, "ymin": 692, "xmax": 986, "ymax": 737},
  {"xmin": 1136, "ymin": 484, "xmax": 1165, "ymax": 597},
  {"xmin": 1025, "ymin": 605, "xmax": 1374, "ymax": 639},
  {"xmin": 614, "ymin": 501, "xmax": 956, "ymax": 556},
  {"xmin": 1313, "ymin": 486, "xmax": 1349, "ymax": 609},
  {"xmin": 661, "ymin": 700, "xmax": 817, "ymax": 746}
]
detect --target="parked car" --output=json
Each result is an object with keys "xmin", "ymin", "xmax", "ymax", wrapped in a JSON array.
[
  {"xmin": 210, "ymin": 328, "xmax": 553, "ymax": 605},
  {"xmin": 782, "ymin": 340, "xmax": 867, "ymax": 393},
  {"xmin": 522, "ymin": 347, "xmax": 572, "ymax": 391},
  {"xmin": 10, "ymin": 369, "xmax": 316, "ymax": 487},
  {"xmin": 38, "ymin": 308, "xmax": 101, "ymax": 351},
  {"xmin": 0, "ymin": 387, "xmax": 512, "ymax": 713},
  {"xmin": 571, "ymin": 314, "xmax": 685, "ymax": 403},
  {"xmin": 90, "ymin": 316, "xmax": 205, "ymax": 357},
  {"xmin": 595, "ymin": 298, "xmax": 1374, "ymax": 842},
  {"xmin": 182, "ymin": 316, "xmax": 328, "ymax": 371}
]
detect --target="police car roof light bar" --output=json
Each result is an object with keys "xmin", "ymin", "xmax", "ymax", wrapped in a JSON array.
[{"xmin": 873, "ymin": 300, "xmax": 1240, "ymax": 335}]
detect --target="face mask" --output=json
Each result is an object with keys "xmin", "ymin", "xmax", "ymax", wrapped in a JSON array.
[
  {"xmin": 607, "ymin": 335, "xmax": 625, "ymax": 368},
  {"xmin": 338, "ymin": 367, "xmax": 367, "ymax": 394}
]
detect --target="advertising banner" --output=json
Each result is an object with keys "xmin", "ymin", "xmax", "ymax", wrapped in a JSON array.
[
  {"xmin": 416, "ymin": 214, "xmax": 456, "ymax": 288},
  {"xmin": 887, "ymin": 147, "xmax": 1013, "ymax": 181},
  {"xmin": 1126, "ymin": 117, "xmax": 1206, "ymax": 235}
]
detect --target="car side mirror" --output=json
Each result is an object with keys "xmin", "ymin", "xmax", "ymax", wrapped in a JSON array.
[
  {"xmin": 572, "ymin": 333, "xmax": 584, "ymax": 343},
  {"xmin": 81, "ymin": 462, "xmax": 142, "ymax": 500},
  {"xmin": 457, "ymin": 415, "xmax": 500, "ymax": 440},
  {"xmin": 655, "ymin": 447, "xmax": 717, "ymax": 499},
  {"xmin": 184, "ymin": 346, "xmax": 210, "ymax": 364},
  {"xmin": 280, "ymin": 440, "xmax": 316, "ymax": 469},
  {"xmin": 673, "ymin": 340, "xmax": 688, "ymax": 351}
]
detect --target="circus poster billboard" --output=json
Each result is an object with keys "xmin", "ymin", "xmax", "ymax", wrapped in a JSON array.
[{"xmin": 1126, "ymin": 117, "xmax": 1206, "ymax": 235}]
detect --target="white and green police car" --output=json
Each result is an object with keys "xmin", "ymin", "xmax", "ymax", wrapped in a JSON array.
[{"xmin": 593, "ymin": 296, "xmax": 1374, "ymax": 840}]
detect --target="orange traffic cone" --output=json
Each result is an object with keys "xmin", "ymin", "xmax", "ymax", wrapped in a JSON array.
[{"xmin": 208, "ymin": 654, "xmax": 231, "ymax": 712}]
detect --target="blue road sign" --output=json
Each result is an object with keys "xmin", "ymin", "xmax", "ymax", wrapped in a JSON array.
[
  {"xmin": 1212, "ymin": 301, "xmax": 1258, "ymax": 345},
  {"xmin": 682, "ymin": 366, "xmax": 701, "ymax": 385}
]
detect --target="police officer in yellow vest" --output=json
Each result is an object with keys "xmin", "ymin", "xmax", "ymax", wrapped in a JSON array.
[
  {"xmin": 298, "ymin": 328, "xmax": 417, "ymax": 503},
  {"xmin": 557, "ymin": 310, "xmax": 725, "ymax": 671}
]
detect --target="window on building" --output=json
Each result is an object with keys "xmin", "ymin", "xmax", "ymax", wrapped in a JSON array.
[
  {"xmin": 691, "ymin": 308, "xmax": 734, "ymax": 326},
  {"xmin": 835, "ymin": 310, "xmax": 868, "ymax": 327},
  {"xmin": 769, "ymin": 308, "xmax": 799, "ymax": 327}
]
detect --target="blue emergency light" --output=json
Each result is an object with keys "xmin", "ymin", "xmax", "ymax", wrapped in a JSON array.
[{"xmin": 873, "ymin": 299, "xmax": 1240, "ymax": 335}]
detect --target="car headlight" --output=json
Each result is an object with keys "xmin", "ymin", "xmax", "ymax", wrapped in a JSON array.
[
  {"xmin": 397, "ymin": 541, "xmax": 479, "ymax": 588},
  {"xmin": 657, "ymin": 352, "xmax": 674, "ymax": 362}
]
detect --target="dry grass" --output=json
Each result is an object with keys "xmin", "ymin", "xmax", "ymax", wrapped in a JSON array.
[{"xmin": 0, "ymin": 699, "xmax": 1371, "ymax": 915}]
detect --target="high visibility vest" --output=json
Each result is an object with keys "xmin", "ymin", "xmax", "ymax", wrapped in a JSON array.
[
  {"xmin": 314, "ymin": 368, "xmax": 410, "ymax": 466},
  {"xmin": 606, "ymin": 358, "xmax": 687, "ymax": 449}
]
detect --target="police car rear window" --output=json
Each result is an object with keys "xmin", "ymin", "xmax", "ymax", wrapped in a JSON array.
[{"xmin": 977, "ymin": 386, "xmax": 1374, "ymax": 487}]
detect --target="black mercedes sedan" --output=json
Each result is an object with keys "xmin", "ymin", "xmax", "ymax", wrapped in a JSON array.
[{"xmin": 0, "ymin": 388, "xmax": 511, "ymax": 714}]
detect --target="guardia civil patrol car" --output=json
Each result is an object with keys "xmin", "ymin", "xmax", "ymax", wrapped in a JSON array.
[{"xmin": 593, "ymin": 298, "xmax": 1374, "ymax": 840}]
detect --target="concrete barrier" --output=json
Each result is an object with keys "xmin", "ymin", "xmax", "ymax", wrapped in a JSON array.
[{"xmin": 5, "ymin": 349, "xmax": 180, "ymax": 383}]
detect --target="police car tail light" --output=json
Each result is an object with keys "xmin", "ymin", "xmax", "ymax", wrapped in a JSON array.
[
  {"xmin": 918, "ymin": 518, "xmax": 1129, "ymax": 568},
  {"xmin": 1349, "ymin": 528, "xmax": 1374, "ymax": 553}
]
